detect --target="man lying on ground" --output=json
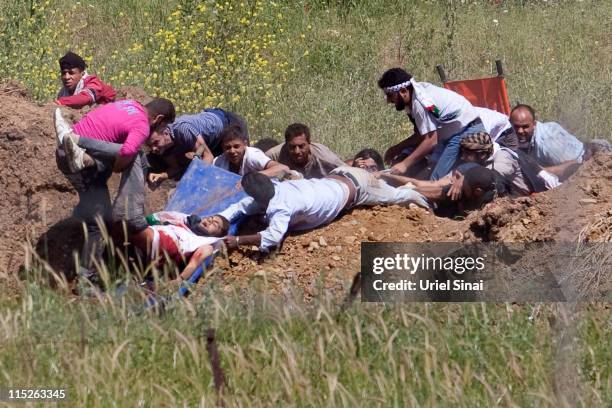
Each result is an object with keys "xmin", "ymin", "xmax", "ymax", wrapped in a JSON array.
[
  {"xmin": 213, "ymin": 125, "xmax": 291, "ymax": 178},
  {"xmin": 54, "ymin": 51, "xmax": 116, "ymax": 109},
  {"xmin": 54, "ymin": 99, "xmax": 175, "ymax": 286},
  {"xmin": 351, "ymin": 148, "xmax": 385, "ymax": 173},
  {"xmin": 509, "ymin": 104, "xmax": 610, "ymax": 179},
  {"xmin": 146, "ymin": 107, "xmax": 249, "ymax": 185},
  {"xmin": 217, "ymin": 168, "xmax": 429, "ymax": 253},
  {"xmin": 265, "ymin": 123, "xmax": 346, "ymax": 179},
  {"xmin": 378, "ymin": 67, "xmax": 485, "ymax": 180},
  {"xmin": 136, "ymin": 211, "xmax": 229, "ymax": 284}
]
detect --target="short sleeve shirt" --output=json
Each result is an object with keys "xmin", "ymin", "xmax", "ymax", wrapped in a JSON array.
[
  {"xmin": 73, "ymin": 100, "xmax": 149, "ymax": 157},
  {"xmin": 408, "ymin": 82, "xmax": 478, "ymax": 142},
  {"xmin": 213, "ymin": 146, "xmax": 271, "ymax": 175},
  {"xmin": 168, "ymin": 110, "xmax": 225, "ymax": 154}
]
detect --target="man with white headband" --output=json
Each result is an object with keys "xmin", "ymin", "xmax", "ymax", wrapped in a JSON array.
[{"xmin": 378, "ymin": 68, "xmax": 485, "ymax": 180}]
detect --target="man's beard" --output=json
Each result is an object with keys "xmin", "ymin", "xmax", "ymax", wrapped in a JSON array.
[{"xmin": 395, "ymin": 97, "xmax": 406, "ymax": 111}]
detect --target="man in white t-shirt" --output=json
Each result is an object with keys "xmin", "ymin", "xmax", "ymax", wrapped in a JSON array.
[
  {"xmin": 213, "ymin": 124, "xmax": 290, "ymax": 177},
  {"xmin": 378, "ymin": 68, "xmax": 486, "ymax": 180},
  {"xmin": 218, "ymin": 168, "xmax": 429, "ymax": 252},
  {"xmin": 474, "ymin": 107, "xmax": 518, "ymax": 150}
]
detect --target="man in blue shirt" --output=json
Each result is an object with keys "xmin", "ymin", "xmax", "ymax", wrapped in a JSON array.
[
  {"xmin": 510, "ymin": 104, "xmax": 585, "ymax": 166},
  {"xmin": 146, "ymin": 108, "xmax": 248, "ymax": 184}
]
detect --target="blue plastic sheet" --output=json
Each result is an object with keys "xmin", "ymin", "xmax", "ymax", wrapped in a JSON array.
[{"xmin": 164, "ymin": 159, "xmax": 246, "ymax": 235}]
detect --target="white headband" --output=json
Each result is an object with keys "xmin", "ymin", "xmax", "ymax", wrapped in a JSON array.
[{"xmin": 383, "ymin": 80, "xmax": 412, "ymax": 94}]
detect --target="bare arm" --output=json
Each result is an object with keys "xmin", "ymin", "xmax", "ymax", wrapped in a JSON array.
[
  {"xmin": 259, "ymin": 161, "xmax": 291, "ymax": 178},
  {"xmin": 178, "ymin": 245, "xmax": 214, "ymax": 281},
  {"xmin": 194, "ymin": 135, "xmax": 214, "ymax": 164},
  {"xmin": 384, "ymin": 133, "xmax": 424, "ymax": 164},
  {"xmin": 224, "ymin": 233, "xmax": 262, "ymax": 250},
  {"xmin": 390, "ymin": 130, "xmax": 438, "ymax": 175}
]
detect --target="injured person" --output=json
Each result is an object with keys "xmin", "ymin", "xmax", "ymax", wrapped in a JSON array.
[
  {"xmin": 217, "ymin": 167, "xmax": 429, "ymax": 253},
  {"xmin": 136, "ymin": 211, "xmax": 230, "ymax": 284}
]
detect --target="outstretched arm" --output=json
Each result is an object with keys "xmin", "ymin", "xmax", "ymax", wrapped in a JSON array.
[
  {"xmin": 389, "ymin": 130, "xmax": 438, "ymax": 175},
  {"xmin": 259, "ymin": 161, "xmax": 291, "ymax": 178},
  {"xmin": 194, "ymin": 135, "xmax": 214, "ymax": 164},
  {"xmin": 176, "ymin": 245, "xmax": 214, "ymax": 282}
]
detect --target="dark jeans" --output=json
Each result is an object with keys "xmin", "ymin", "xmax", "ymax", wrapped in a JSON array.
[{"xmin": 56, "ymin": 137, "xmax": 148, "ymax": 272}]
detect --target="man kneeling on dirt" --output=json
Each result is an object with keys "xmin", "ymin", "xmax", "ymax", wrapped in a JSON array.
[
  {"xmin": 217, "ymin": 168, "xmax": 429, "ymax": 253},
  {"xmin": 381, "ymin": 132, "xmax": 559, "ymax": 198},
  {"xmin": 53, "ymin": 98, "xmax": 175, "ymax": 288},
  {"xmin": 135, "ymin": 211, "xmax": 229, "ymax": 285},
  {"xmin": 146, "ymin": 107, "xmax": 249, "ymax": 185},
  {"xmin": 54, "ymin": 51, "xmax": 116, "ymax": 109}
]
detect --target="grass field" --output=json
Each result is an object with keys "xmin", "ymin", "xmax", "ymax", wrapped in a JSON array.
[
  {"xmin": 0, "ymin": 282, "xmax": 610, "ymax": 406},
  {"xmin": 0, "ymin": 0, "xmax": 610, "ymax": 406}
]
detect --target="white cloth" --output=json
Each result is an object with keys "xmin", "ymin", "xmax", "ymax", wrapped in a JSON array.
[
  {"xmin": 408, "ymin": 80, "xmax": 478, "ymax": 142},
  {"xmin": 219, "ymin": 178, "xmax": 349, "ymax": 251},
  {"xmin": 150, "ymin": 224, "xmax": 220, "ymax": 262},
  {"xmin": 475, "ymin": 107, "xmax": 512, "ymax": 142},
  {"xmin": 213, "ymin": 146, "xmax": 271, "ymax": 175},
  {"xmin": 527, "ymin": 121, "xmax": 585, "ymax": 166}
]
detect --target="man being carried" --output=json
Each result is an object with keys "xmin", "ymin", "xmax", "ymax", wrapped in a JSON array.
[
  {"xmin": 265, "ymin": 123, "xmax": 346, "ymax": 179},
  {"xmin": 218, "ymin": 168, "xmax": 429, "ymax": 253},
  {"xmin": 54, "ymin": 98, "xmax": 176, "ymax": 285},
  {"xmin": 136, "ymin": 211, "xmax": 229, "ymax": 284},
  {"xmin": 146, "ymin": 107, "xmax": 248, "ymax": 185},
  {"xmin": 54, "ymin": 51, "xmax": 116, "ymax": 109},
  {"xmin": 213, "ymin": 125, "xmax": 290, "ymax": 177},
  {"xmin": 378, "ymin": 68, "xmax": 485, "ymax": 180}
]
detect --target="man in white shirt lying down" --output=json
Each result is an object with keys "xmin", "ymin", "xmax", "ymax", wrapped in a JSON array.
[{"xmin": 218, "ymin": 167, "xmax": 429, "ymax": 253}]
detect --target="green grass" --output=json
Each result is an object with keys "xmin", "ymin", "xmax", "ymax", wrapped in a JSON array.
[{"xmin": 0, "ymin": 282, "xmax": 609, "ymax": 407}]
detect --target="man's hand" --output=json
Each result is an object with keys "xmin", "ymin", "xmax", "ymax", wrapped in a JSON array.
[
  {"xmin": 390, "ymin": 161, "xmax": 409, "ymax": 175},
  {"xmin": 148, "ymin": 172, "xmax": 168, "ymax": 186},
  {"xmin": 447, "ymin": 170, "xmax": 465, "ymax": 201},
  {"xmin": 224, "ymin": 235, "xmax": 239, "ymax": 250}
]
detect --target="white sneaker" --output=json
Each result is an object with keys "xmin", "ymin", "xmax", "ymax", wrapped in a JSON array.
[
  {"xmin": 54, "ymin": 108, "xmax": 73, "ymax": 146},
  {"xmin": 63, "ymin": 134, "xmax": 87, "ymax": 172}
]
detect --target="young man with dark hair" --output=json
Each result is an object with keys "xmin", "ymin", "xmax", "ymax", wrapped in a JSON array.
[
  {"xmin": 265, "ymin": 122, "xmax": 346, "ymax": 179},
  {"xmin": 352, "ymin": 148, "xmax": 385, "ymax": 173},
  {"xmin": 217, "ymin": 168, "xmax": 429, "ymax": 253},
  {"xmin": 54, "ymin": 51, "xmax": 116, "ymax": 109},
  {"xmin": 146, "ymin": 108, "xmax": 249, "ymax": 184},
  {"xmin": 53, "ymin": 98, "xmax": 176, "ymax": 285},
  {"xmin": 213, "ymin": 125, "xmax": 289, "ymax": 177},
  {"xmin": 378, "ymin": 67, "xmax": 486, "ymax": 180}
]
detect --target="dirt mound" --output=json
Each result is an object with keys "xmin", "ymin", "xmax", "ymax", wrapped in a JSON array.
[
  {"xmin": 0, "ymin": 89, "xmax": 167, "ymax": 282},
  {"xmin": 0, "ymin": 85, "xmax": 609, "ymax": 301},
  {"xmin": 115, "ymin": 86, "xmax": 153, "ymax": 105},
  {"xmin": 467, "ymin": 152, "xmax": 612, "ymax": 242},
  {"xmin": 221, "ymin": 153, "xmax": 612, "ymax": 298}
]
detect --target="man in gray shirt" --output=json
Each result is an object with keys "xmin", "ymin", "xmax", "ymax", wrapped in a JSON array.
[{"xmin": 265, "ymin": 123, "xmax": 346, "ymax": 179}]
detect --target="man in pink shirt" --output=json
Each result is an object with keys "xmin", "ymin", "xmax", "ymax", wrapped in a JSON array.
[{"xmin": 54, "ymin": 98, "xmax": 175, "ymax": 288}]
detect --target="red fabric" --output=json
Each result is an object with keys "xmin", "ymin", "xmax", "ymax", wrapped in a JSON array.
[
  {"xmin": 157, "ymin": 230, "xmax": 183, "ymax": 265},
  {"xmin": 56, "ymin": 75, "xmax": 116, "ymax": 109},
  {"xmin": 442, "ymin": 76, "xmax": 511, "ymax": 115}
]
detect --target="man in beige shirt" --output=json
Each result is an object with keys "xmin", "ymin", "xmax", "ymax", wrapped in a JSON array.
[{"xmin": 265, "ymin": 123, "xmax": 346, "ymax": 179}]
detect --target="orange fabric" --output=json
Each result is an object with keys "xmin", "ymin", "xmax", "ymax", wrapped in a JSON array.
[{"xmin": 443, "ymin": 76, "xmax": 511, "ymax": 115}]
